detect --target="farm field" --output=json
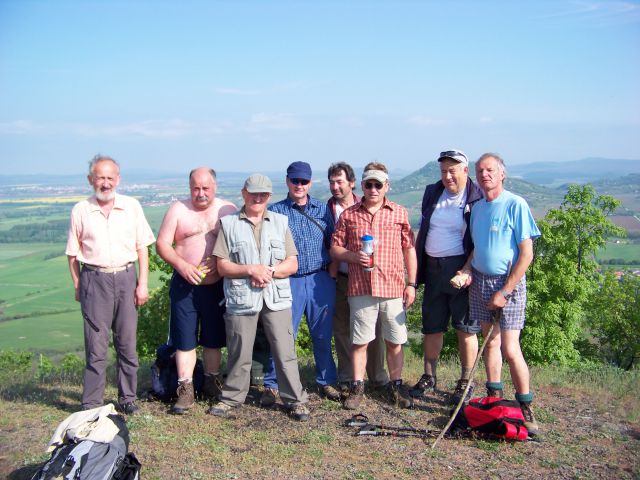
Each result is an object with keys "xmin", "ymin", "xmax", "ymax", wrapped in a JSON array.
[
  {"xmin": 596, "ymin": 241, "xmax": 640, "ymax": 263},
  {"xmin": 0, "ymin": 242, "xmax": 164, "ymax": 353}
]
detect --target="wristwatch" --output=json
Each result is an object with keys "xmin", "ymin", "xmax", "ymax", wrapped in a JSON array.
[
  {"xmin": 499, "ymin": 289, "xmax": 511, "ymax": 299},
  {"xmin": 407, "ymin": 282, "xmax": 418, "ymax": 288}
]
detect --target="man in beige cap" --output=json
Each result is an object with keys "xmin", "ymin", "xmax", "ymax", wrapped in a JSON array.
[
  {"xmin": 331, "ymin": 162, "xmax": 417, "ymax": 410},
  {"xmin": 208, "ymin": 174, "xmax": 310, "ymax": 421}
]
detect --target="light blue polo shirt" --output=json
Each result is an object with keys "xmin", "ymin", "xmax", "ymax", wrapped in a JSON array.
[{"xmin": 470, "ymin": 190, "xmax": 540, "ymax": 275}]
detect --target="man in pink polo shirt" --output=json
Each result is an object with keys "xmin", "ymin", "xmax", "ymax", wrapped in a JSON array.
[
  {"xmin": 66, "ymin": 154, "xmax": 155, "ymax": 414},
  {"xmin": 331, "ymin": 162, "xmax": 418, "ymax": 410}
]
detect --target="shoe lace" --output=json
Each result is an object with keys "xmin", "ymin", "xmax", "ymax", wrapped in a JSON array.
[
  {"xmin": 453, "ymin": 380, "xmax": 469, "ymax": 396},
  {"xmin": 521, "ymin": 403, "xmax": 534, "ymax": 422}
]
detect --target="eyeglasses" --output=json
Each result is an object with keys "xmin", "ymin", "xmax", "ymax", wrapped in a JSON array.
[
  {"xmin": 289, "ymin": 178, "xmax": 310, "ymax": 186},
  {"xmin": 364, "ymin": 181, "xmax": 384, "ymax": 190}
]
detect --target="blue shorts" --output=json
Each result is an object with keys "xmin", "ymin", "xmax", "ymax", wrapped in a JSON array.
[
  {"xmin": 169, "ymin": 272, "xmax": 226, "ymax": 351},
  {"xmin": 469, "ymin": 268, "xmax": 527, "ymax": 330}
]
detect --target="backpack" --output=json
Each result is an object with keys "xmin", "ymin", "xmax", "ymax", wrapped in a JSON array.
[
  {"xmin": 32, "ymin": 413, "xmax": 141, "ymax": 480},
  {"xmin": 148, "ymin": 343, "xmax": 204, "ymax": 402},
  {"xmin": 454, "ymin": 397, "xmax": 528, "ymax": 440}
]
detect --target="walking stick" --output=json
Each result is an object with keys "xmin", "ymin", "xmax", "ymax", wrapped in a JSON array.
[{"xmin": 431, "ymin": 261, "xmax": 512, "ymax": 450}]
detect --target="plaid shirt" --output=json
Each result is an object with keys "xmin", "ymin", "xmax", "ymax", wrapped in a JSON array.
[
  {"xmin": 332, "ymin": 197, "xmax": 414, "ymax": 298},
  {"xmin": 269, "ymin": 195, "xmax": 334, "ymax": 275}
]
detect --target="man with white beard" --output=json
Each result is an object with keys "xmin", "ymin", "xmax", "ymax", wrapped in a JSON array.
[{"xmin": 66, "ymin": 154, "xmax": 155, "ymax": 414}]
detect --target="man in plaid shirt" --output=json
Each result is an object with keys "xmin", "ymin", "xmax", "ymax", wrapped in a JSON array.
[{"xmin": 331, "ymin": 162, "xmax": 418, "ymax": 409}]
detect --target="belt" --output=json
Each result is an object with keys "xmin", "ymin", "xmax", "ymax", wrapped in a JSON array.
[
  {"xmin": 84, "ymin": 262, "xmax": 134, "ymax": 274},
  {"xmin": 293, "ymin": 264, "xmax": 328, "ymax": 278},
  {"xmin": 426, "ymin": 254, "xmax": 465, "ymax": 264},
  {"xmin": 338, "ymin": 271, "xmax": 348, "ymax": 278}
]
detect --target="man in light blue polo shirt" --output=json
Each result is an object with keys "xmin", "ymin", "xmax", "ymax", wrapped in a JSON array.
[
  {"xmin": 458, "ymin": 153, "xmax": 541, "ymax": 436},
  {"xmin": 261, "ymin": 162, "xmax": 340, "ymax": 405}
]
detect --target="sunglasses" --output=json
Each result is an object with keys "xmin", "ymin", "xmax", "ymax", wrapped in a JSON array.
[
  {"xmin": 440, "ymin": 150, "xmax": 464, "ymax": 158},
  {"xmin": 289, "ymin": 178, "xmax": 310, "ymax": 186},
  {"xmin": 364, "ymin": 181, "xmax": 384, "ymax": 190}
]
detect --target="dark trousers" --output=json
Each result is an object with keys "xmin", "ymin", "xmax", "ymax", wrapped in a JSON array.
[{"xmin": 80, "ymin": 266, "xmax": 139, "ymax": 408}]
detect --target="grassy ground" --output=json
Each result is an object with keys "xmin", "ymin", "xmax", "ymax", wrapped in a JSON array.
[{"xmin": 1, "ymin": 354, "xmax": 638, "ymax": 480}]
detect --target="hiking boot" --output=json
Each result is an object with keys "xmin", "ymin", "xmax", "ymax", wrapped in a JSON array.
[
  {"xmin": 343, "ymin": 381, "xmax": 365, "ymax": 410},
  {"xmin": 409, "ymin": 374, "xmax": 436, "ymax": 398},
  {"xmin": 487, "ymin": 387, "xmax": 504, "ymax": 398},
  {"xmin": 451, "ymin": 379, "xmax": 474, "ymax": 405},
  {"xmin": 386, "ymin": 380, "xmax": 413, "ymax": 409},
  {"xmin": 288, "ymin": 404, "xmax": 310, "ymax": 422},
  {"xmin": 202, "ymin": 373, "xmax": 223, "ymax": 400},
  {"xmin": 118, "ymin": 401, "xmax": 139, "ymax": 415},
  {"xmin": 260, "ymin": 387, "xmax": 279, "ymax": 407},
  {"xmin": 520, "ymin": 402, "xmax": 539, "ymax": 437},
  {"xmin": 172, "ymin": 380, "xmax": 195, "ymax": 415},
  {"xmin": 319, "ymin": 384, "xmax": 341, "ymax": 402},
  {"xmin": 208, "ymin": 401, "xmax": 234, "ymax": 418}
]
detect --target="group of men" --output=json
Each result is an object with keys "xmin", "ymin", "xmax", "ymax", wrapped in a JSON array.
[{"xmin": 66, "ymin": 150, "xmax": 539, "ymax": 434}]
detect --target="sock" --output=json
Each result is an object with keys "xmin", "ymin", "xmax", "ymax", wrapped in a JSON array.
[
  {"xmin": 205, "ymin": 371, "xmax": 220, "ymax": 377},
  {"xmin": 460, "ymin": 367, "xmax": 472, "ymax": 381},
  {"xmin": 425, "ymin": 359, "xmax": 438, "ymax": 377},
  {"xmin": 515, "ymin": 392, "xmax": 534, "ymax": 404},
  {"xmin": 486, "ymin": 381, "xmax": 504, "ymax": 391},
  {"xmin": 178, "ymin": 377, "xmax": 193, "ymax": 384}
]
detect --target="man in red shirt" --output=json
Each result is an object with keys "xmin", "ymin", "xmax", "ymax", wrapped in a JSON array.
[{"xmin": 331, "ymin": 162, "xmax": 417, "ymax": 409}]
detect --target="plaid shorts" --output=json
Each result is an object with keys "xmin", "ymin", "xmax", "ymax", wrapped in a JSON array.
[{"xmin": 469, "ymin": 268, "xmax": 527, "ymax": 330}]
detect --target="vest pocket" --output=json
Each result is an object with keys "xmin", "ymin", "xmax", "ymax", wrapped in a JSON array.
[
  {"xmin": 269, "ymin": 239, "xmax": 286, "ymax": 265},
  {"xmin": 230, "ymin": 242, "xmax": 249, "ymax": 264},
  {"xmin": 273, "ymin": 279, "xmax": 292, "ymax": 301},
  {"xmin": 226, "ymin": 278, "xmax": 249, "ymax": 307}
]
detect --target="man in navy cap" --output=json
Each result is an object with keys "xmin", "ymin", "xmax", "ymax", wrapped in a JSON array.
[{"xmin": 260, "ymin": 161, "xmax": 340, "ymax": 406}]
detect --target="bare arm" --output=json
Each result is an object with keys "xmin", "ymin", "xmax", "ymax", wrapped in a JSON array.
[
  {"xmin": 330, "ymin": 245, "xmax": 370, "ymax": 267},
  {"xmin": 487, "ymin": 238, "xmax": 534, "ymax": 310},
  {"xmin": 67, "ymin": 255, "xmax": 81, "ymax": 302},
  {"xmin": 402, "ymin": 246, "xmax": 417, "ymax": 309},
  {"xmin": 135, "ymin": 245, "xmax": 150, "ymax": 306}
]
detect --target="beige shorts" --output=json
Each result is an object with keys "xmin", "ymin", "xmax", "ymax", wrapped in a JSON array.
[{"xmin": 348, "ymin": 296, "xmax": 408, "ymax": 345}]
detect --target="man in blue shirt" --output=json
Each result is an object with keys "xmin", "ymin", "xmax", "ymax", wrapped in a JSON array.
[
  {"xmin": 261, "ymin": 162, "xmax": 340, "ymax": 404},
  {"xmin": 458, "ymin": 153, "xmax": 541, "ymax": 436}
]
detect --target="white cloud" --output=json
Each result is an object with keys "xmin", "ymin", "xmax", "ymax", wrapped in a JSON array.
[
  {"xmin": 536, "ymin": 1, "xmax": 640, "ymax": 24},
  {"xmin": 215, "ymin": 87, "xmax": 263, "ymax": 96},
  {"xmin": 406, "ymin": 115, "xmax": 447, "ymax": 127},
  {"xmin": 0, "ymin": 120, "xmax": 37, "ymax": 134},
  {"xmin": 245, "ymin": 113, "xmax": 301, "ymax": 132},
  {"xmin": 479, "ymin": 116, "xmax": 493, "ymax": 124}
]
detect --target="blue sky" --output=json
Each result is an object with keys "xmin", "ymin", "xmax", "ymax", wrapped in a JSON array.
[{"xmin": 1, "ymin": 0, "xmax": 639, "ymax": 175}]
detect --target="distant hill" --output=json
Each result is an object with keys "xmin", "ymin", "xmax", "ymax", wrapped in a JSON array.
[{"xmin": 509, "ymin": 158, "xmax": 640, "ymax": 186}]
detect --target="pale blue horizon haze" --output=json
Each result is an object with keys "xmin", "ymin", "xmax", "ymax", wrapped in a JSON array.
[{"xmin": 1, "ymin": 0, "xmax": 639, "ymax": 176}]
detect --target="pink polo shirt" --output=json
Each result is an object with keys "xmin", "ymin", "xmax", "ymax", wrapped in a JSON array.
[{"xmin": 65, "ymin": 194, "xmax": 155, "ymax": 268}]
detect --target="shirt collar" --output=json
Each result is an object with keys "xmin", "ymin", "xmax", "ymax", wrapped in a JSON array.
[
  {"xmin": 88, "ymin": 193, "xmax": 125, "ymax": 212},
  {"xmin": 285, "ymin": 194, "xmax": 320, "ymax": 209},
  {"xmin": 357, "ymin": 196, "xmax": 393, "ymax": 212},
  {"xmin": 239, "ymin": 206, "xmax": 272, "ymax": 221}
]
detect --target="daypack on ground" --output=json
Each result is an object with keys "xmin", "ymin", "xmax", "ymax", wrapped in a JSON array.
[
  {"xmin": 454, "ymin": 396, "xmax": 528, "ymax": 440},
  {"xmin": 148, "ymin": 343, "xmax": 204, "ymax": 402},
  {"xmin": 32, "ymin": 407, "xmax": 141, "ymax": 480}
]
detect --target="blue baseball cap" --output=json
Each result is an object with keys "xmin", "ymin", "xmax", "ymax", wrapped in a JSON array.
[{"xmin": 286, "ymin": 161, "xmax": 312, "ymax": 181}]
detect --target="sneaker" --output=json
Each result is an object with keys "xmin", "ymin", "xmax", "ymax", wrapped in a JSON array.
[
  {"xmin": 451, "ymin": 379, "xmax": 474, "ymax": 405},
  {"xmin": 319, "ymin": 384, "xmax": 341, "ymax": 402},
  {"xmin": 343, "ymin": 381, "xmax": 365, "ymax": 410},
  {"xmin": 520, "ymin": 402, "xmax": 539, "ymax": 436},
  {"xmin": 118, "ymin": 401, "xmax": 139, "ymax": 415},
  {"xmin": 487, "ymin": 387, "xmax": 504, "ymax": 398},
  {"xmin": 260, "ymin": 387, "xmax": 279, "ymax": 407},
  {"xmin": 409, "ymin": 374, "xmax": 436, "ymax": 398},
  {"xmin": 172, "ymin": 380, "xmax": 195, "ymax": 414},
  {"xmin": 208, "ymin": 401, "xmax": 234, "ymax": 418},
  {"xmin": 386, "ymin": 380, "xmax": 413, "ymax": 409},
  {"xmin": 288, "ymin": 404, "xmax": 310, "ymax": 422},
  {"xmin": 202, "ymin": 373, "xmax": 223, "ymax": 400}
]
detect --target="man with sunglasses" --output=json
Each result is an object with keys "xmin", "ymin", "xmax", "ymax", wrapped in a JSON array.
[
  {"xmin": 327, "ymin": 162, "xmax": 389, "ymax": 394},
  {"xmin": 410, "ymin": 150, "xmax": 483, "ymax": 404},
  {"xmin": 262, "ymin": 161, "xmax": 340, "ymax": 405},
  {"xmin": 331, "ymin": 162, "xmax": 417, "ymax": 409}
]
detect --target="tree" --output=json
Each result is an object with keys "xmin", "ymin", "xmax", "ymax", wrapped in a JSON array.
[
  {"xmin": 524, "ymin": 185, "xmax": 624, "ymax": 365},
  {"xmin": 585, "ymin": 272, "xmax": 640, "ymax": 370}
]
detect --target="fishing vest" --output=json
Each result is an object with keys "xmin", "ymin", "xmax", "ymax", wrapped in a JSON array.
[{"xmin": 220, "ymin": 212, "xmax": 293, "ymax": 315}]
